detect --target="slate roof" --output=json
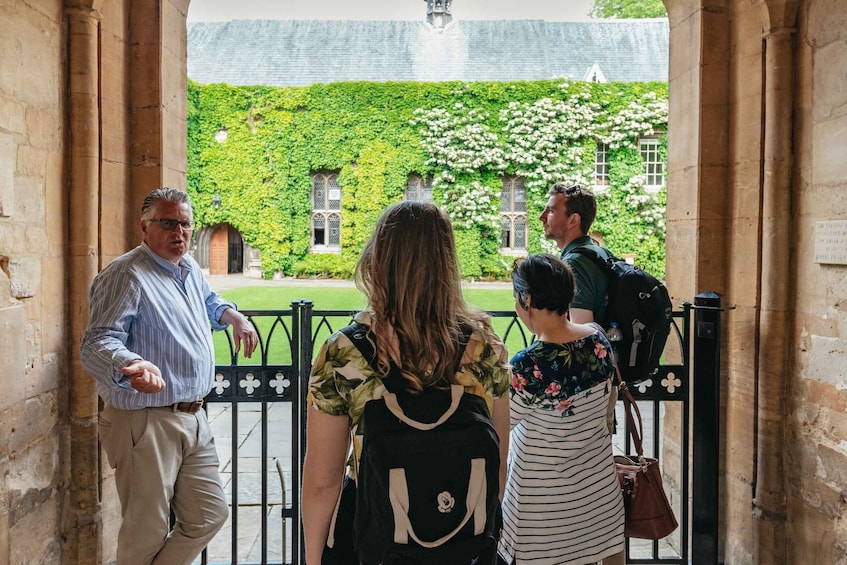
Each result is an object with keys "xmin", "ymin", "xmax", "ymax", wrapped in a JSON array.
[{"xmin": 187, "ymin": 19, "xmax": 669, "ymax": 86}]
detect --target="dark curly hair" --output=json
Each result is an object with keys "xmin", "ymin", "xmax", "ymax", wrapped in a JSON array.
[{"xmin": 511, "ymin": 253, "xmax": 576, "ymax": 316}]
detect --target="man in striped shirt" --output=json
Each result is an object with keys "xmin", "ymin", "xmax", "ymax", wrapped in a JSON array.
[{"xmin": 81, "ymin": 187, "xmax": 257, "ymax": 565}]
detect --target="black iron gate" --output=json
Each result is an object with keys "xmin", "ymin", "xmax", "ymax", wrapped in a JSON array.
[{"xmin": 199, "ymin": 296, "xmax": 721, "ymax": 565}]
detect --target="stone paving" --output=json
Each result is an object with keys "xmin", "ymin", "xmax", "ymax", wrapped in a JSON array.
[{"xmin": 202, "ymin": 402, "xmax": 292, "ymax": 564}]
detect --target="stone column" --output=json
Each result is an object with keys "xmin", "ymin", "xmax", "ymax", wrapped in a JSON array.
[
  {"xmin": 65, "ymin": 4, "xmax": 102, "ymax": 563},
  {"xmin": 752, "ymin": 24, "xmax": 796, "ymax": 565},
  {"xmin": 128, "ymin": 0, "xmax": 190, "ymax": 232},
  {"xmin": 128, "ymin": 0, "xmax": 164, "ymax": 239}
]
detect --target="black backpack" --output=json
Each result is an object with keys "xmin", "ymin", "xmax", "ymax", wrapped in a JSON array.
[
  {"xmin": 568, "ymin": 246, "xmax": 673, "ymax": 384},
  {"xmin": 339, "ymin": 323, "xmax": 502, "ymax": 565}
]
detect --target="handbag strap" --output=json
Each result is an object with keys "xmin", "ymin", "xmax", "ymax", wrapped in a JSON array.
[{"xmin": 615, "ymin": 364, "xmax": 646, "ymax": 459}]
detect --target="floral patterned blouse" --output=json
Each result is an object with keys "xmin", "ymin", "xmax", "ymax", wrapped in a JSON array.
[
  {"xmin": 308, "ymin": 311, "xmax": 511, "ymax": 471},
  {"xmin": 509, "ymin": 332, "xmax": 616, "ymax": 421}
]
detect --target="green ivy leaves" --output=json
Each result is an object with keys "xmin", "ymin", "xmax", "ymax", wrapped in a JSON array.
[{"xmin": 188, "ymin": 78, "xmax": 668, "ymax": 280}]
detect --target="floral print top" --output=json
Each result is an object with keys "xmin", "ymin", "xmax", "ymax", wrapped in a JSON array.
[
  {"xmin": 510, "ymin": 331, "xmax": 615, "ymax": 422},
  {"xmin": 308, "ymin": 311, "xmax": 511, "ymax": 472}
]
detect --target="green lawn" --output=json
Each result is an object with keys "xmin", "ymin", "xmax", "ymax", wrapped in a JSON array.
[
  {"xmin": 215, "ymin": 285, "xmax": 531, "ymax": 365},
  {"xmin": 221, "ymin": 286, "xmax": 367, "ymax": 311},
  {"xmin": 219, "ymin": 286, "xmax": 517, "ymax": 311}
]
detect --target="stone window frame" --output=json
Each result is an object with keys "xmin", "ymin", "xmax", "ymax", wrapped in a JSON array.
[
  {"xmin": 499, "ymin": 175, "xmax": 528, "ymax": 255},
  {"xmin": 638, "ymin": 136, "xmax": 665, "ymax": 192},
  {"xmin": 405, "ymin": 173, "xmax": 433, "ymax": 203},
  {"xmin": 594, "ymin": 141, "xmax": 610, "ymax": 192},
  {"xmin": 310, "ymin": 171, "xmax": 342, "ymax": 253}
]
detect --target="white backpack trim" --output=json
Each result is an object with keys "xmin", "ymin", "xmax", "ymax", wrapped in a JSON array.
[
  {"xmin": 388, "ymin": 458, "xmax": 487, "ymax": 547},
  {"xmin": 382, "ymin": 384, "xmax": 465, "ymax": 430}
]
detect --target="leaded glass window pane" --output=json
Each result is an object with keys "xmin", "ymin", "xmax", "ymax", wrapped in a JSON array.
[
  {"xmin": 499, "ymin": 175, "xmax": 527, "ymax": 253},
  {"xmin": 405, "ymin": 175, "xmax": 433, "ymax": 203},
  {"xmin": 501, "ymin": 184, "xmax": 512, "ymax": 212},
  {"xmin": 595, "ymin": 142, "xmax": 609, "ymax": 186},
  {"xmin": 312, "ymin": 176, "xmax": 326, "ymax": 208},
  {"xmin": 501, "ymin": 217, "xmax": 512, "ymax": 249},
  {"xmin": 328, "ymin": 175, "xmax": 341, "ymax": 210},
  {"xmin": 639, "ymin": 138, "xmax": 664, "ymax": 189},
  {"xmin": 328, "ymin": 214, "xmax": 341, "ymax": 246},
  {"xmin": 311, "ymin": 172, "xmax": 343, "ymax": 250},
  {"xmin": 514, "ymin": 216, "xmax": 527, "ymax": 249},
  {"xmin": 513, "ymin": 178, "xmax": 526, "ymax": 213}
]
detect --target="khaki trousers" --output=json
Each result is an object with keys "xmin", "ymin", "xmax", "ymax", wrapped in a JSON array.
[{"xmin": 100, "ymin": 404, "xmax": 228, "ymax": 565}]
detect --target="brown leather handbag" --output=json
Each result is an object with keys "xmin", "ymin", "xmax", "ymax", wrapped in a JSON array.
[{"xmin": 614, "ymin": 372, "xmax": 679, "ymax": 540}]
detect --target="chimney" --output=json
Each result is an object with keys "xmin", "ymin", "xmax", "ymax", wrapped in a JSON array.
[{"xmin": 424, "ymin": 0, "xmax": 453, "ymax": 28}]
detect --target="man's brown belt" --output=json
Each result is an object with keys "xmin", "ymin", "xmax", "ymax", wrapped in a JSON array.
[{"xmin": 172, "ymin": 400, "xmax": 204, "ymax": 413}]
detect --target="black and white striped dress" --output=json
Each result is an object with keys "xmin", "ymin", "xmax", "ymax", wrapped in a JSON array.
[{"xmin": 498, "ymin": 335, "xmax": 625, "ymax": 565}]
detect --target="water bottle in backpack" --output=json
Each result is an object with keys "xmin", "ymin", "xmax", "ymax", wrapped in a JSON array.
[{"xmin": 606, "ymin": 321, "xmax": 624, "ymax": 362}]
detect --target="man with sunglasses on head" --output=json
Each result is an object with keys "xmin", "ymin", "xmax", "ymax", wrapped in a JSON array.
[
  {"xmin": 81, "ymin": 187, "xmax": 258, "ymax": 565},
  {"xmin": 538, "ymin": 186, "xmax": 626, "ymax": 565},
  {"xmin": 539, "ymin": 183, "xmax": 611, "ymax": 325}
]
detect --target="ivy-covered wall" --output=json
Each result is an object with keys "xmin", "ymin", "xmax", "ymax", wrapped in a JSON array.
[{"xmin": 187, "ymin": 79, "xmax": 668, "ymax": 280}]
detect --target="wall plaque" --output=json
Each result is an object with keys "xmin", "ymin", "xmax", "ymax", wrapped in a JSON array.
[{"xmin": 814, "ymin": 220, "xmax": 847, "ymax": 265}]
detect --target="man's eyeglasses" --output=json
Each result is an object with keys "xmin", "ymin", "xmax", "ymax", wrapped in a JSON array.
[{"xmin": 148, "ymin": 218, "xmax": 196, "ymax": 231}]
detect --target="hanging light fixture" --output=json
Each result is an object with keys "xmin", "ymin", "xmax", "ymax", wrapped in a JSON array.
[{"xmin": 212, "ymin": 192, "xmax": 221, "ymax": 209}]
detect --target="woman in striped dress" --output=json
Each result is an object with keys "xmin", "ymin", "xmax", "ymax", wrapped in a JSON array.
[{"xmin": 498, "ymin": 254, "xmax": 625, "ymax": 565}]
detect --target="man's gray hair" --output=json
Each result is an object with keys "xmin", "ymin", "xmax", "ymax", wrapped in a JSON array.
[{"xmin": 141, "ymin": 187, "xmax": 192, "ymax": 220}]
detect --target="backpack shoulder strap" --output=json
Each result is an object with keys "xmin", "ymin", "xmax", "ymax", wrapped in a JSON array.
[
  {"xmin": 567, "ymin": 244, "xmax": 617, "ymax": 271},
  {"xmin": 339, "ymin": 322, "xmax": 403, "ymax": 392},
  {"xmin": 339, "ymin": 322, "xmax": 375, "ymax": 365},
  {"xmin": 338, "ymin": 322, "xmax": 474, "ymax": 392}
]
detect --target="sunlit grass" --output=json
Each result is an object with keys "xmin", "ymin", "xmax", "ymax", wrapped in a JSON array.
[
  {"xmin": 220, "ymin": 286, "xmax": 367, "ymax": 311},
  {"xmin": 219, "ymin": 285, "xmax": 518, "ymax": 311},
  {"xmin": 213, "ymin": 285, "xmax": 531, "ymax": 365}
]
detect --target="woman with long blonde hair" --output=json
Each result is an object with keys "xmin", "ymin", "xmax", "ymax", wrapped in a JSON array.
[{"xmin": 302, "ymin": 201, "xmax": 511, "ymax": 564}]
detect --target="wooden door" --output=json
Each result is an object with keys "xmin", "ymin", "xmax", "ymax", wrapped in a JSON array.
[{"xmin": 209, "ymin": 224, "xmax": 228, "ymax": 274}]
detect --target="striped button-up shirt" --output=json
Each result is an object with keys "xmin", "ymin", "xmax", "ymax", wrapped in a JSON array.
[{"xmin": 80, "ymin": 243, "xmax": 235, "ymax": 410}]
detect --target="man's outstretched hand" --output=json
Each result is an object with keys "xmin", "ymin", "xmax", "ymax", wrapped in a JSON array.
[{"xmin": 122, "ymin": 360, "xmax": 166, "ymax": 393}]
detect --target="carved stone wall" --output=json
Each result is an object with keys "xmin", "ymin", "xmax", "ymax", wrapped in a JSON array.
[
  {"xmin": 0, "ymin": 1, "xmax": 69, "ymax": 563},
  {"xmin": 0, "ymin": 0, "xmax": 188, "ymax": 562},
  {"xmin": 788, "ymin": 0, "xmax": 847, "ymax": 562},
  {"xmin": 666, "ymin": 0, "xmax": 847, "ymax": 563}
]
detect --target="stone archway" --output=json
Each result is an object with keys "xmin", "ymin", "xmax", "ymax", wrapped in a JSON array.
[{"xmin": 30, "ymin": 0, "xmax": 834, "ymax": 562}]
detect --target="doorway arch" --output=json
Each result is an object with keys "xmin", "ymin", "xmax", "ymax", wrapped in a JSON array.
[{"xmin": 196, "ymin": 223, "xmax": 244, "ymax": 274}]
